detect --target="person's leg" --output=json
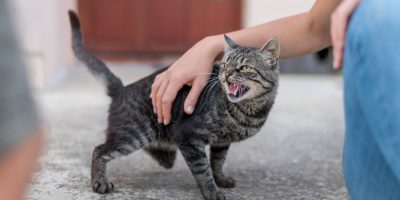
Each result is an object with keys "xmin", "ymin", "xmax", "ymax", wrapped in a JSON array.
[
  {"xmin": 343, "ymin": 0, "xmax": 400, "ymax": 199},
  {"xmin": 0, "ymin": 129, "xmax": 43, "ymax": 200}
]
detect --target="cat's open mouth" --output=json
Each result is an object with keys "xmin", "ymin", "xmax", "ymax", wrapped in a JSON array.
[{"xmin": 227, "ymin": 82, "xmax": 249, "ymax": 98}]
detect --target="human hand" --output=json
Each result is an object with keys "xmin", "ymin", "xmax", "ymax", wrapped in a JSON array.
[
  {"xmin": 150, "ymin": 35, "xmax": 223, "ymax": 125},
  {"xmin": 331, "ymin": 0, "xmax": 360, "ymax": 69}
]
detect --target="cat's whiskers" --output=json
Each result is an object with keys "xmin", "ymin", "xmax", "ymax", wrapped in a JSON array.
[
  {"xmin": 204, "ymin": 80, "xmax": 220, "ymax": 105},
  {"xmin": 205, "ymin": 77, "xmax": 219, "ymax": 84},
  {"xmin": 199, "ymin": 78, "xmax": 219, "ymax": 104},
  {"xmin": 199, "ymin": 80, "xmax": 217, "ymax": 104},
  {"xmin": 202, "ymin": 77, "xmax": 219, "ymax": 91}
]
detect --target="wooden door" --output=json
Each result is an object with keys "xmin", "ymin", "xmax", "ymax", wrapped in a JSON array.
[{"xmin": 78, "ymin": 0, "xmax": 242, "ymax": 57}]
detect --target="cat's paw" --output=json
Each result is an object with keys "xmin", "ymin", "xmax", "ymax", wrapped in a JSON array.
[
  {"xmin": 215, "ymin": 176, "xmax": 236, "ymax": 188},
  {"xmin": 203, "ymin": 190, "xmax": 226, "ymax": 200},
  {"xmin": 92, "ymin": 179, "xmax": 114, "ymax": 194},
  {"xmin": 157, "ymin": 158, "xmax": 175, "ymax": 169}
]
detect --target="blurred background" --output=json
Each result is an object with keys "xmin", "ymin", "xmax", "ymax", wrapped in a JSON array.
[
  {"xmin": 6, "ymin": 0, "xmax": 346, "ymax": 199},
  {"xmin": 9, "ymin": 0, "xmax": 332, "ymax": 90}
]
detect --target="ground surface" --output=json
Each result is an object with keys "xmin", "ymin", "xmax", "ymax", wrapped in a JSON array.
[{"xmin": 28, "ymin": 63, "xmax": 348, "ymax": 200}]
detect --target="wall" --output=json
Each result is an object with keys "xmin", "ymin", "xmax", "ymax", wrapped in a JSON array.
[
  {"xmin": 8, "ymin": 0, "xmax": 76, "ymax": 89},
  {"xmin": 243, "ymin": 0, "xmax": 316, "ymax": 27}
]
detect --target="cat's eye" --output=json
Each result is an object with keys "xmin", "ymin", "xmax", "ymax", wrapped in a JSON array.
[
  {"xmin": 240, "ymin": 65, "xmax": 252, "ymax": 71},
  {"xmin": 221, "ymin": 63, "xmax": 228, "ymax": 70}
]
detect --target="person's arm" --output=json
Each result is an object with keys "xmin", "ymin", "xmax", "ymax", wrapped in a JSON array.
[{"xmin": 151, "ymin": 0, "xmax": 342, "ymax": 125}]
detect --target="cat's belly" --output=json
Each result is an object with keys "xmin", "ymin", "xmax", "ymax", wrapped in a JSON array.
[{"xmin": 147, "ymin": 140, "xmax": 177, "ymax": 151}]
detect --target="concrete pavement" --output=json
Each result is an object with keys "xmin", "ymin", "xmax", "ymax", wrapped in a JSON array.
[{"xmin": 28, "ymin": 63, "xmax": 348, "ymax": 200}]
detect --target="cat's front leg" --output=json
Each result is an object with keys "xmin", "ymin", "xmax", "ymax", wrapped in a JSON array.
[
  {"xmin": 210, "ymin": 143, "xmax": 236, "ymax": 188},
  {"xmin": 178, "ymin": 140, "xmax": 226, "ymax": 200}
]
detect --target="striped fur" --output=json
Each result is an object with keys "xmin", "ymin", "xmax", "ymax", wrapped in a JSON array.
[{"xmin": 69, "ymin": 11, "xmax": 279, "ymax": 200}]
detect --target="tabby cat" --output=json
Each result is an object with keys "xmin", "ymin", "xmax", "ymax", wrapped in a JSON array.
[{"xmin": 69, "ymin": 11, "xmax": 279, "ymax": 200}]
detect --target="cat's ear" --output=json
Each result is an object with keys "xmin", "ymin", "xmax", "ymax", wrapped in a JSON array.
[
  {"xmin": 224, "ymin": 34, "xmax": 240, "ymax": 52},
  {"xmin": 260, "ymin": 37, "xmax": 280, "ymax": 59}
]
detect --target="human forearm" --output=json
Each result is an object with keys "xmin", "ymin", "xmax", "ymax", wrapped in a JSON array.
[
  {"xmin": 208, "ymin": 0, "xmax": 340, "ymax": 59},
  {"xmin": 209, "ymin": 13, "xmax": 329, "ymax": 59},
  {"xmin": 230, "ymin": 13, "xmax": 329, "ymax": 58}
]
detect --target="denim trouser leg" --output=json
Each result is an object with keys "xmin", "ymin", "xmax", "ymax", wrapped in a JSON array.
[{"xmin": 343, "ymin": 0, "xmax": 400, "ymax": 199}]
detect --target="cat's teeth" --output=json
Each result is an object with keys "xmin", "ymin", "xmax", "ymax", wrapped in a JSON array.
[
  {"xmin": 234, "ymin": 84, "xmax": 239, "ymax": 95},
  {"xmin": 235, "ymin": 84, "xmax": 239, "ymax": 95},
  {"xmin": 229, "ymin": 83, "xmax": 237, "ymax": 95},
  {"xmin": 229, "ymin": 83, "xmax": 239, "ymax": 96}
]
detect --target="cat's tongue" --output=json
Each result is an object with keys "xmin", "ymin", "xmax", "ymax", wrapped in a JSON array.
[{"xmin": 229, "ymin": 83, "xmax": 239, "ymax": 95}]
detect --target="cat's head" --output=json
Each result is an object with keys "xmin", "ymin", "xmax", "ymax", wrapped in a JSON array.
[{"xmin": 219, "ymin": 35, "xmax": 280, "ymax": 103}]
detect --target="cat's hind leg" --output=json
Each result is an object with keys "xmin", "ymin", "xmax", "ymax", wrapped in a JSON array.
[
  {"xmin": 91, "ymin": 130, "xmax": 154, "ymax": 194},
  {"xmin": 144, "ymin": 142, "xmax": 177, "ymax": 169}
]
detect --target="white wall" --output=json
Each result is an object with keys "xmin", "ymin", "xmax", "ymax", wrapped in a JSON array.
[
  {"xmin": 243, "ymin": 0, "xmax": 316, "ymax": 27},
  {"xmin": 8, "ymin": 0, "xmax": 76, "ymax": 89}
]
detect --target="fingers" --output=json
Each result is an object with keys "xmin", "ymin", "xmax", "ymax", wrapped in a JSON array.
[
  {"xmin": 331, "ymin": 12, "xmax": 345, "ymax": 69},
  {"xmin": 151, "ymin": 74, "xmax": 163, "ymax": 114},
  {"xmin": 331, "ymin": 8, "xmax": 346, "ymax": 69},
  {"xmin": 156, "ymin": 78, "xmax": 169, "ymax": 124},
  {"xmin": 331, "ymin": 0, "xmax": 360, "ymax": 69},
  {"xmin": 161, "ymin": 78, "xmax": 184, "ymax": 125},
  {"xmin": 150, "ymin": 70, "xmax": 185, "ymax": 125},
  {"xmin": 150, "ymin": 70, "xmax": 208, "ymax": 125},
  {"xmin": 184, "ymin": 77, "xmax": 208, "ymax": 115}
]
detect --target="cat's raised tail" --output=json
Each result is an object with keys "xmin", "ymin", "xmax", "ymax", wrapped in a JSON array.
[{"xmin": 68, "ymin": 10, "xmax": 123, "ymax": 97}]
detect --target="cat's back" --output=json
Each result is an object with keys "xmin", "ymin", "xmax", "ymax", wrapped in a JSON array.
[{"xmin": 108, "ymin": 67, "xmax": 190, "ymax": 136}]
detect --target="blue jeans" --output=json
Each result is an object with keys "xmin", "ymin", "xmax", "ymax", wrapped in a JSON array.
[{"xmin": 343, "ymin": 0, "xmax": 400, "ymax": 199}]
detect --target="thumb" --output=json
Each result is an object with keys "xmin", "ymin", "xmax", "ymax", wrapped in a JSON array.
[{"xmin": 184, "ymin": 77, "xmax": 208, "ymax": 115}]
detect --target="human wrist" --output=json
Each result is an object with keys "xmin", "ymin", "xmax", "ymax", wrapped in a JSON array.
[{"xmin": 201, "ymin": 35, "xmax": 224, "ymax": 58}]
